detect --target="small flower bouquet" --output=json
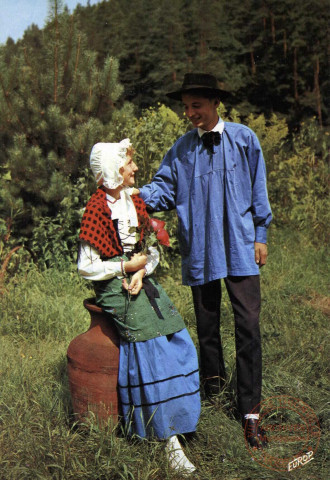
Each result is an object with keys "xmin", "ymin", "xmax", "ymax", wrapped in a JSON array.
[
  {"xmin": 148, "ymin": 218, "xmax": 170, "ymax": 247},
  {"xmin": 136, "ymin": 217, "xmax": 170, "ymax": 253},
  {"xmin": 123, "ymin": 217, "xmax": 171, "ymax": 318}
]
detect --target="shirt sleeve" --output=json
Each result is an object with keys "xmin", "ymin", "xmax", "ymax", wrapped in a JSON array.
[
  {"xmin": 77, "ymin": 242, "xmax": 160, "ymax": 281},
  {"xmin": 248, "ymin": 132, "xmax": 273, "ymax": 243},
  {"xmin": 77, "ymin": 242, "xmax": 122, "ymax": 281},
  {"xmin": 139, "ymin": 149, "xmax": 177, "ymax": 211},
  {"xmin": 144, "ymin": 246, "xmax": 160, "ymax": 276}
]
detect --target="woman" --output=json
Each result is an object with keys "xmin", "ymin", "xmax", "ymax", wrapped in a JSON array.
[{"xmin": 77, "ymin": 139, "xmax": 200, "ymax": 475}]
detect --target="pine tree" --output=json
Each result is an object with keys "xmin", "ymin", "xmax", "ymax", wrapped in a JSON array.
[{"xmin": 0, "ymin": 1, "xmax": 130, "ymax": 246}]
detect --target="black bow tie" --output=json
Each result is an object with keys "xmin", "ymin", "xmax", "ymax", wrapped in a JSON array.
[{"xmin": 202, "ymin": 131, "xmax": 221, "ymax": 153}]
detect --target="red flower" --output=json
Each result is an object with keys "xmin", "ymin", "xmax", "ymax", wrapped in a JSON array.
[
  {"xmin": 150, "ymin": 218, "xmax": 166, "ymax": 232},
  {"xmin": 137, "ymin": 217, "xmax": 170, "ymax": 251},
  {"xmin": 156, "ymin": 228, "xmax": 170, "ymax": 247},
  {"xmin": 150, "ymin": 218, "xmax": 170, "ymax": 247}
]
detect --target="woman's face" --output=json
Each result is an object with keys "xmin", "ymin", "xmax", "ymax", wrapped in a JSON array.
[{"xmin": 120, "ymin": 152, "xmax": 138, "ymax": 187}]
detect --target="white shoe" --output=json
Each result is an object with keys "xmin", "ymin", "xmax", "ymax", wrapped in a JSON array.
[{"xmin": 166, "ymin": 435, "xmax": 196, "ymax": 475}]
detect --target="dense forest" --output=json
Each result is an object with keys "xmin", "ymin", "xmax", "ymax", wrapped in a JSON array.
[
  {"xmin": 73, "ymin": 0, "xmax": 330, "ymax": 125},
  {"xmin": 2, "ymin": 0, "xmax": 329, "ymax": 125},
  {"xmin": 0, "ymin": 0, "xmax": 329, "ymax": 271}
]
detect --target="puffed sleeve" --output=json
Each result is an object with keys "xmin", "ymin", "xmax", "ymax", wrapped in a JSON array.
[
  {"xmin": 139, "ymin": 148, "xmax": 177, "ymax": 211},
  {"xmin": 77, "ymin": 242, "xmax": 122, "ymax": 281}
]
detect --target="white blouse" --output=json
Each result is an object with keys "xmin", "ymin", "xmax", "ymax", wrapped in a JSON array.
[{"xmin": 77, "ymin": 190, "xmax": 159, "ymax": 281}]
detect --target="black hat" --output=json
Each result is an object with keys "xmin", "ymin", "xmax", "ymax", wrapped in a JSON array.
[{"xmin": 166, "ymin": 73, "xmax": 228, "ymax": 101}]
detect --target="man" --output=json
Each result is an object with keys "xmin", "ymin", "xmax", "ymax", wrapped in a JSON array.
[{"xmin": 135, "ymin": 73, "xmax": 272, "ymax": 448}]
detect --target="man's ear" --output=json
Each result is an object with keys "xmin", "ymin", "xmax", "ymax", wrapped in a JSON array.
[{"xmin": 214, "ymin": 99, "xmax": 220, "ymax": 108}]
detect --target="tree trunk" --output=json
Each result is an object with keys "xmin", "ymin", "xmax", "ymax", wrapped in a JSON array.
[
  {"xmin": 283, "ymin": 30, "xmax": 287, "ymax": 59},
  {"xmin": 250, "ymin": 49, "xmax": 256, "ymax": 75},
  {"xmin": 293, "ymin": 47, "xmax": 299, "ymax": 101},
  {"xmin": 270, "ymin": 12, "xmax": 276, "ymax": 43},
  {"xmin": 314, "ymin": 55, "xmax": 322, "ymax": 126},
  {"xmin": 53, "ymin": 4, "xmax": 59, "ymax": 103}
]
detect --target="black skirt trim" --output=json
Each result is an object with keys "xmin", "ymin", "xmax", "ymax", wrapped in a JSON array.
[
  {"xmin": 118, "ymin": 368, "xmax": 199, "ymax": 389},
  {"xmin": 119, "ymin": 388, "xmax": 200, "ymax": 408}
]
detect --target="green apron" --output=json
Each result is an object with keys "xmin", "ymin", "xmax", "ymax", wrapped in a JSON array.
[{"xmin": 93, "ymin": 257, "xmax": 186, "ymax": 342}]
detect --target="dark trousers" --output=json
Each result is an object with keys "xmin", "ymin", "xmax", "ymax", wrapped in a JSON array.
[{"xmin": 191, "ymin": 275, "xmax": 262, "ymax": 415}]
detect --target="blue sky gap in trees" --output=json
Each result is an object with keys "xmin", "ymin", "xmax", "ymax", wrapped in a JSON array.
[{"xmin": 0, "ymin": 0, "xmax": 102, "ymax": 44}]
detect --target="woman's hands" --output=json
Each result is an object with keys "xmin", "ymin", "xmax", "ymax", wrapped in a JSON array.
[
  {"xmin": 122, "ymin": 269, "xmax": 145, "ymax": 295},
  {"xmin": 122, "ymin": 253, "xmax": 147, "ymax": 295},
  {"xmin": 124, "ymin": 252, "xmax": 147, "ymax": 273}
]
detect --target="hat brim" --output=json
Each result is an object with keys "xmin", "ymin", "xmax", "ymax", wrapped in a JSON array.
[{"xmin": 166, "ymin": 86, "xmax": 229, "ymax": 101}]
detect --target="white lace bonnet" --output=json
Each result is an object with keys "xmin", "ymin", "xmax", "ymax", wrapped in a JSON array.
[{"xmin": 89, "ymin": 138, "xmax": 132, "ymax": 189}]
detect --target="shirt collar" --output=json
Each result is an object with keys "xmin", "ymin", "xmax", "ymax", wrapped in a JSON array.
[
  {"xmin": 106, "ymin": 189, "xmax": 138, "ymax": 226},
  {"xmin": 198, "ymin": 117, "xmax": 225, "ymax": 138}
]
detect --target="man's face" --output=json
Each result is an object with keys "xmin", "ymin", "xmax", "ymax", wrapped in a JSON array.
[{"xmin": 182, "ymin": 93, "xmax": 220, "ymax": 131}]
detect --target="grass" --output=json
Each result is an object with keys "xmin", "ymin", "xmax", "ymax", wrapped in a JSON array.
[{"xmin": 0, "ymin": 228, "xmax": 329, "ymax": 479}]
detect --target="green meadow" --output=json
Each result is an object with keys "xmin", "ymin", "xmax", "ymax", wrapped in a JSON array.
[{"xmin": 0, "ymin": 227, "xmax": 328, "ymax": 480}]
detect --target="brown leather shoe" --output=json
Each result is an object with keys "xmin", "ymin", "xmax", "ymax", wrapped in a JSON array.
[{"xmin": 242, "ymin": 418, "xmax": 268, "ymax": 449}]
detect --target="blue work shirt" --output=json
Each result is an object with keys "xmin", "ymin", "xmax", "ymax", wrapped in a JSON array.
[{"xmin": 139, "ymin": 121, "xmax": 272, "ymax": 286}]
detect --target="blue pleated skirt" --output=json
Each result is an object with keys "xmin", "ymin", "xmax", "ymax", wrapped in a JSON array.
[{"xmin": 118, "ymin": 328, "xmax": 201, "ymax": 439}]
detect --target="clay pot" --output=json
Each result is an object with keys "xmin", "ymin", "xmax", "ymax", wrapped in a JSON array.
[{"xmin": 67, "ymin": 298, "xmax": 120, "ymax": 425}]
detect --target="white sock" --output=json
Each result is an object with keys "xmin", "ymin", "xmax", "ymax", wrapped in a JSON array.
[
  {"xmin": 166, "ymin": 435, "xmax": 196, "ymax": 474},
  {"xmin": 244, "ymin": 413, "xmax": 260, "ymax": 420}
]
